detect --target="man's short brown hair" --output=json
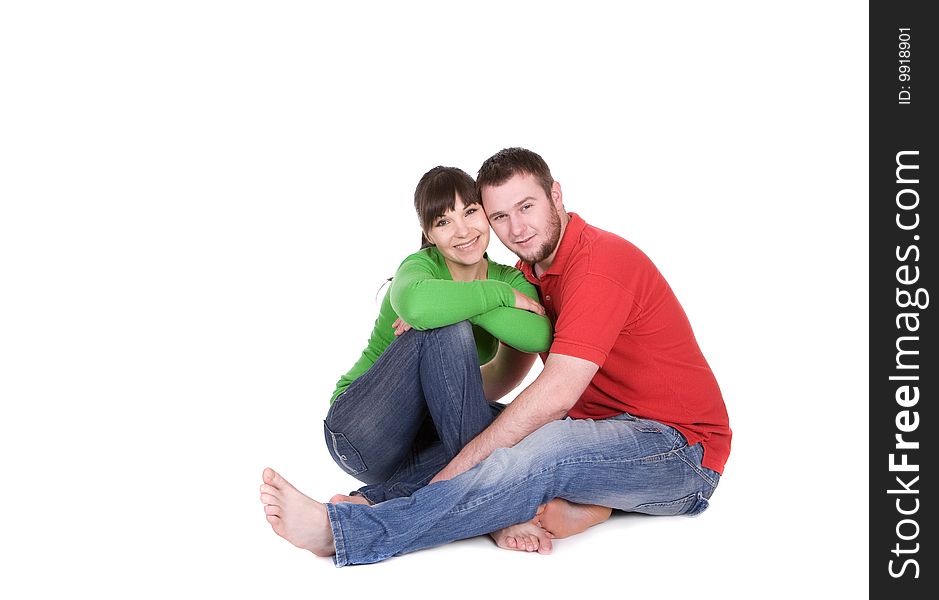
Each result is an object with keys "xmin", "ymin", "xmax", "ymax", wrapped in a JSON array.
[{"xmin": 476, "ymin": 147, "xmax": 554, "ymax": 200}]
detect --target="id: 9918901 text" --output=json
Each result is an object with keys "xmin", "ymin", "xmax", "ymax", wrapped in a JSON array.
[{"xmin": 898, "ymin": 28, "xmax": 911, "ymax": 105}]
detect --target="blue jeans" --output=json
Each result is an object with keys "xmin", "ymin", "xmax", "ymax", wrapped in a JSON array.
[
  {"xmin": 325, "ymin": 412, "xmax": 721, "ymax": 566},
  {"xmin": 324, "ymin": 321, "xmax": 502, "ymax": 503}
]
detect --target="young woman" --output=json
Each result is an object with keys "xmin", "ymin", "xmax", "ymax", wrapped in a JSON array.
[{"xmin": 322, "ymin": 166, "xmax": 551, "ymax": 506}]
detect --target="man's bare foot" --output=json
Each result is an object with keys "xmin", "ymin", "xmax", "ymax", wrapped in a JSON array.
[
  {"xmin": 489, "ymin": 519, "xmax": 554, "ymax": 554},
  {"xmin": 328, "ymin": 493, "xmax": 371, "ymax": 506},
  {"xmin": 538, "ymin": 498, "xmax": 612, "ymax": 539},
  {"xmin": 259, "ymin": 467, "xmax": 335, "ymax": 557}
]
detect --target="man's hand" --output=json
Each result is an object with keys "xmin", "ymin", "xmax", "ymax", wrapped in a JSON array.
[
  {"xmin": 392, "ymin": 317, "xmax": 412, "ymax": 336},
  {"xmin": 512, "ymin": 289, "xmax": 546, "ymax": 316}
]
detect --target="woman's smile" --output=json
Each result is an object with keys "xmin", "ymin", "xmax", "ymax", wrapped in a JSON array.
[{"xmin": 454, "ymin": 236, "xmax": 480, "ymax": 251}]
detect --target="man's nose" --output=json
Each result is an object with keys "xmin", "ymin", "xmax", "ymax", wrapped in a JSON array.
[{"xmin": 509, "ymin": 217, "xmax": 525, "ymax": 238}]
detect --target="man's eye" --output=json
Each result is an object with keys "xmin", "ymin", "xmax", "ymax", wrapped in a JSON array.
[
  {"xmin": 521, "ymin": 204, "xmax": 533, "ymax": 211},
  {"xmin": 492, "ymin": 215, "xmax": 504, "ymax": 221}
]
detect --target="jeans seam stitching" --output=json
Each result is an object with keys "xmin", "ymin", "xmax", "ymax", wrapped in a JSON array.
[
  {"xmin": 676, "ymin": 447, "xmax": 718, "ymax": 487},
  {"xmin": 634, "ymin": 492, "xmax": 698, "ymax": 509},
  {"xmin": 326, "ymin": 503, "xmax": 348, "ymax": 567}
]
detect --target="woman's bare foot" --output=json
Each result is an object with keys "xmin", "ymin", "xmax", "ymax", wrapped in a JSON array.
[
  {"xmin": 328, "ymin": 493, "xmax": 371, "ymax": 506},
  {"xmin": 489, "ymin": 519, "xmax": 554, "ymax": 554},
  {"xmin": 538, "ymin": 499, "xmax": 612, "ymax": 539},
  {"xmin": 259, "ymin": 467, "xmax": 335, "ymax": 557}
]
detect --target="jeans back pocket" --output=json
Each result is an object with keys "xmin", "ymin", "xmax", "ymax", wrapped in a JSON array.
[{"xmin": 323, "ymin": 421, "xmax": 368, "ymax": 476}]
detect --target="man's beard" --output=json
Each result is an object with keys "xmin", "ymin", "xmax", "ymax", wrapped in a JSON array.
[{"xmin": 518, "ymin": 206, "xmax": 562, "ymax": 265}]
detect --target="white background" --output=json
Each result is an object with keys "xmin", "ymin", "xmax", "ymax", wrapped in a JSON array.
[{"xmin": 0, "ymin": 1, "xmax": 868, "ymax": 598}]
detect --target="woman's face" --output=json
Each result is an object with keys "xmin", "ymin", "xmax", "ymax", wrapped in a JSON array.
[{"xmin": 424, "ymin": 194, "xmax": 490, "ymax": 269}]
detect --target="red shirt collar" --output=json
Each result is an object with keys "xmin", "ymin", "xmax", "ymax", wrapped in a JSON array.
[{"xmin": 518, "ymin": 212, "xmax": 586, "ymax": 284}]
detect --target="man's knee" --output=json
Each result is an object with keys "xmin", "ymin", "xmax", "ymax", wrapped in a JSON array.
[
  {"xmin": 497, "ymin": 421, "xmax": 572, "ymax": 466},
  {"xmin": 509, "ymin": 419, "xmax": 581, "ymax": 465},
  {"xmin": 520, "ymin": 419, "xmax": 570, "ymax": 446}
]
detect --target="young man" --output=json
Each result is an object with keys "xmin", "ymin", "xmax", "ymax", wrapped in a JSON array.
[{"xmin": 259, "ymin": 148, "xmax": 732, "ymax": 565}]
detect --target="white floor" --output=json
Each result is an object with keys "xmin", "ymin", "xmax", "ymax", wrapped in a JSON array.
[
  {"xmin": 2, "ymin": 370, "xmax": 868, "ymax": 598},
  {"xmin": 251, "ymin": 433, "xmax": 866, "ymax": 599},
  {"xmin": 238, "ymin": 419, "xmax": 867, "ymax": 599}
]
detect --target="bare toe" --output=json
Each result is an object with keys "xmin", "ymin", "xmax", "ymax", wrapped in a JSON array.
[
  {"xmin": 490, "ymin": 519, "xmax": 553, "ymax": 554},
  {"xmin": 263, "ymin": 467, "xmax": 292, "ymax": 491},
  {"xmin": 266, "ymin": 514, "xmax": 283, "ymax": 534},
  {"xmin": 262, "ymin": 467, "xmax": 277, "ymax": 485},
  {"xmin": 259, "ymin": 468, "xmax": 335, "ymax": 557}
]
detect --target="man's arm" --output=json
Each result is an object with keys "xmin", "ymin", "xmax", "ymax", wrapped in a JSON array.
[{"xmin": 430, "ymin": 353, "xmax": 599, "ymax": 483}]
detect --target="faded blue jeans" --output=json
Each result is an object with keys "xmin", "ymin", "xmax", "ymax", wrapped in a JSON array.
[
  {"xmin": 325, "ymin": 412, "xmax": 721, "ymax": 566},
  {"xmin": 324, "ymin": 321, "xmax": 503, "ymax": 503}
]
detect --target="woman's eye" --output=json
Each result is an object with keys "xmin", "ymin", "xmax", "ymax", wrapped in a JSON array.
[
  {"xmin": 435, "ymin": 219, "xmax": 449, "ymax": 227},
  {"xmin": 465, "ymin": 207, "xmax": 477, "ymax": 216}
]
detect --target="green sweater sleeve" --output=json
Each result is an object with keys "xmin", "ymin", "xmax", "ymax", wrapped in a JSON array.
[
  {"xmin": 470, "ymin": 308, "xmax": 552, "ymax": 353},
  {"xmin": 389, "ymin": 250, "xmax": 516, "ymax": 330},
  {"xmin": 469, "ymin": 267, "xmax": 552, "ymax": 353}
]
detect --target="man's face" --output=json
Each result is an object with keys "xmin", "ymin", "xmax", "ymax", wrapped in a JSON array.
[{"xmin": 481, "ymin": 173, "xmax": 562, "ymax": 266}]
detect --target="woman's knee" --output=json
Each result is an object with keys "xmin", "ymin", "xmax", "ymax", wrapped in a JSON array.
[
  {"xmin": 425, "ymin": 320, "xmax": 474, "ymax": 345},
  {"xmin": 420, "ymin": 321, "xmax": 477, "ymax": 363}
]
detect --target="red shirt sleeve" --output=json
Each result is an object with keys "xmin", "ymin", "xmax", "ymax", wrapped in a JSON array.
[{"xmin": 549, "ymin": 272, "xmax": 636, "ymax": 367}]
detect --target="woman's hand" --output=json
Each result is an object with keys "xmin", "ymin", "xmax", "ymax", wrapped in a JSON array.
[
  {"xmin": 392, "ymin": 317, "xmax": 413, "ymax": 336},
  {"xmin": 512, "ymin": 289, "xmax": 546, "ymax": 316}
]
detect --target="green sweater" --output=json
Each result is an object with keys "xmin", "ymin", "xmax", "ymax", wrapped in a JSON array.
[{"xmin": 330, "ymin": 248, "xmax": 553, "ymax": 402}]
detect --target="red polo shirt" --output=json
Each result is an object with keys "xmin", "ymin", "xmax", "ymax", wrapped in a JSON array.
[{"xmin": 518, "ymin": 213, "xmax": 731, "ymax": 473}]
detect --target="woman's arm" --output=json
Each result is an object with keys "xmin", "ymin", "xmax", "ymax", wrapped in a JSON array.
[
  {"xmin": 469, "ymin": 267, "xmax": 552, "ymax": 353},
  {"xmin": 390, "ymin": 251, "xmax": 552, "ymax": 352},
  {"xmin": 469, "ymin": 307, "xmax": 551, "ymax": 353},
  {"xmin": 481, "ymin": 342, "xmax": 538, "ymax": 402},
  {"xmin": 389, "ymin": 251, "xmax": 516, "ymax": 330}
]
